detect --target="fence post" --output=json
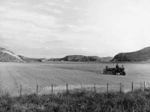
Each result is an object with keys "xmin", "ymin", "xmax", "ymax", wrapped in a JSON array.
[
  {"xmin": 81, "ymin": 82, "xmax": 83, "ymax": 89},
  {"xmin": 107, "ymin": 83, "xmax": 109, "ymax": 93},
  {"xmin": 132, "ymin": 82, "xmax": 134, "ymax": 91},
  {"xmin": 120, "ymin": 83, "xmax": 122, "ymax": 93},
  {"xmin": 140, "ymin": 83, "xmax": 142, "ymax": 90},
  {"xmin": 144, "ymin": 81, "xmax": 146, "ymax": 91},
  {"xmin": 94, "ymin": 83, "xmax": 96, "ymax": 93},
  {"xmin": 51, "ymin": 84, "xmax": 53, "ymax": 94},
  {"xmin": 66, "ymin": 84, "xmax": 69, "ymax": 93},
  {"xmin": 36, "ymin": 85, "xmax": 38, "ymax": 95},
  {"xmin": 20, "ymin": 85, "xmax": 22, "ymax": 97}
]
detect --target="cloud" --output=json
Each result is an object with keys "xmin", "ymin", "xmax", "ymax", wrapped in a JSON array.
[
  {"xmin": 0, "ymin": 0, "xmax": 92, "ymax": 58},
  {"xmin": 1, "ymin": 0, "xmax": 150, "ymax": 57}
]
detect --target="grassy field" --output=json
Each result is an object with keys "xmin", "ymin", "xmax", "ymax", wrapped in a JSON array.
[{"xmin": 0, "ymin": 62, "xmax": 150, "ymax": 95}]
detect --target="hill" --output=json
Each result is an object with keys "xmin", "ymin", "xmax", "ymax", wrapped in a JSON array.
[
  {"xmin": 49, "ymin": 55, "xmax": 112, "ymax": 62},
  {"xmin": 112, "ymin": 46, "xmax": 150, "ymax": 62},
  {"xmin": 18, "ymin": 55, "xmax": 46, "ymax": 63},
  {"xmin": 0, "ymin": 47, "xmax": 113, "ymax": 62},
  {"xmin": 0, "ymin": 47, "xmax": 22, "ymax": 62},
  {"xmin": 0, "ymin": 47, "xmax": 47, "ymax": 62}
]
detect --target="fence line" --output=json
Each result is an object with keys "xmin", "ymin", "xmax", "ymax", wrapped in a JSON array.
[{"xmin": 15, "ymin": 81, "xmax": 150, "ymax": 97}]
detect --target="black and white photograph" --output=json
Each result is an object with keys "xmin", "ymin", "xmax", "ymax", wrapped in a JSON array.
[{"xmin": 0, "ymin": 0, "xmax": 150, "ymax": 111}]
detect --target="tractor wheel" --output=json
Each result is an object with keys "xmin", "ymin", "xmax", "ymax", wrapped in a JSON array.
[
  {"xmin": 121, "ymin": 72, "xmax": 126, "ymax": 76},
  {"xmin": 112, "ymin": 71, "xmax": 116, "ymax": 75}
]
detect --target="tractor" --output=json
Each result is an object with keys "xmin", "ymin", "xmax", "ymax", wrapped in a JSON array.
[{"xmin": 103, "ymin": 64, "xmax": 126, "ymax": 76}]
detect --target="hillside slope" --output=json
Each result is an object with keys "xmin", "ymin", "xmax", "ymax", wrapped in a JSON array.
[
  {"xmin": 112, "ymin": 46, "xmax": 150, "ymax": 61},
  {"xmin": 49, "ymin": 55, "xmax": 112, "ymax": 62},
  {"xmin": 0, "ymin": 47, "xmax": 22, "ymax": 62},
  {"xmin": 18, "ymin": 55, "xmax": 46, "ymax": 62}
]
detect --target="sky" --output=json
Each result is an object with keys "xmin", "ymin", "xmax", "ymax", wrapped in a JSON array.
[{"xmin": 0, "ymin": 0, "xmax": 150, "ymax": 58}]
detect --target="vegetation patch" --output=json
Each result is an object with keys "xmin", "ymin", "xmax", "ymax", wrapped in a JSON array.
[{"xmin": 0, "ymin": 89, "xmax": 150, "ymax": 112}]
